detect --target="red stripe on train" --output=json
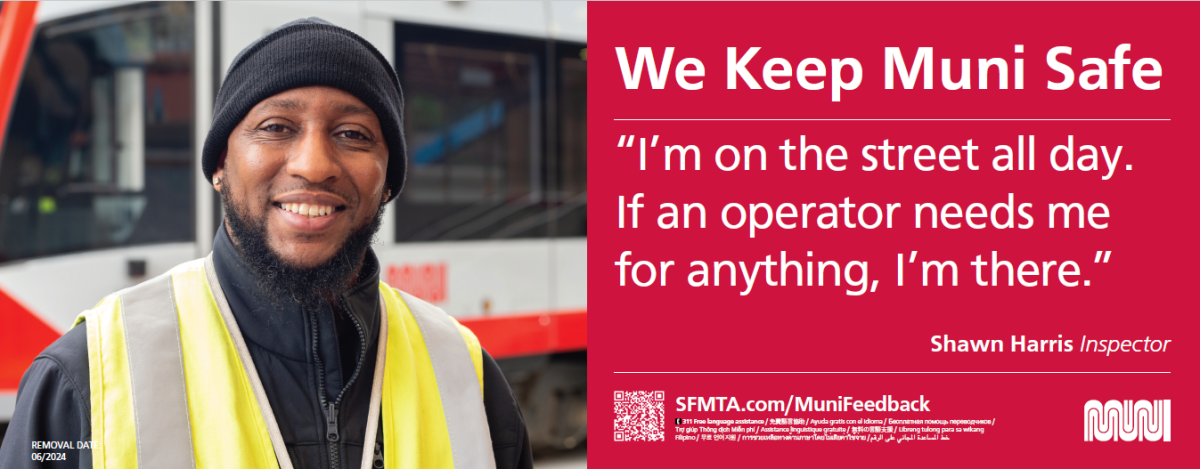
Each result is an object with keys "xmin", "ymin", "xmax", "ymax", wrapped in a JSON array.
[
  {"xmin": 0, "ymin": 289, "xmax": 61, "ymax": 392},
  {"xmin": 0, "ymin": 1, "xmax": 39, "ymax": 151},
  {"xmin": 0, "ymin": 1, "xmax": 47, "ymax": 393},
  {"xmin": 458, "ymin": 310, "xmax": 587, "ymax": 359}
]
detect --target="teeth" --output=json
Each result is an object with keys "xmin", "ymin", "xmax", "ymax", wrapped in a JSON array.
[{"xmin": 281, "ymin": 203, "xmax": 335, "ymax": 218}]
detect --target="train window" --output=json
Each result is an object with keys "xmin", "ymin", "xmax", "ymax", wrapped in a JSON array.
[
  {"xmin": 555, "ymin": 43, "xmax": 587, "ymax": 237},
  {"xmin": 0, "ymin": 3, "xmax": 194, "ymax": 262},
  {"xmin": 392, "ymin": 24, "xmax": 547, "ymax": 241}
]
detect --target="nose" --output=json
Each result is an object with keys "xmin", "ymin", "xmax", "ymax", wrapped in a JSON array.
[{"xmin": 286, "ymin": 128, "xmax": 342, "ymax": 183}]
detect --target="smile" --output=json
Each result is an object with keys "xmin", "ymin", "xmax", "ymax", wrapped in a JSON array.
[{"xmin": 277, "ymin": 202, "xmax": 342, "ymax": 219}]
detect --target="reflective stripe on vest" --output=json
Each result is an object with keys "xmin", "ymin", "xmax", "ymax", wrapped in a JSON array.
[
  {"xmin": 114, "ymin": 273, "xmax": 196, "ymax": 469},
  {"xmin": 75, "ymin": 257, "xmax": 493, "ymax": 469},
  {"xmin": 383, "ymin": 289, "xmax": 493, "ymax": 469}
]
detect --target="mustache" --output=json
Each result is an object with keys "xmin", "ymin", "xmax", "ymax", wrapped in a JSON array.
[{"xmin": 265, "ymin": 181, "xmax": 360, "ymax": 206}]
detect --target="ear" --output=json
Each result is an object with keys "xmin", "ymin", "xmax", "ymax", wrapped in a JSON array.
[{"xmin": 212, "ymin": 150, "xmax": 228, "ymax": 191}]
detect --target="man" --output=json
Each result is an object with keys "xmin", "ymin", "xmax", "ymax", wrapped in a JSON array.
[{"xmin": 0, "ymin": 18, "xmax": 532, "ymax": 469}]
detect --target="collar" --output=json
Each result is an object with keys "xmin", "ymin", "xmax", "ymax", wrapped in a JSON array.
[{"xmin": 210, "ymin": 222, "xmax": 381, "ymax": 362}]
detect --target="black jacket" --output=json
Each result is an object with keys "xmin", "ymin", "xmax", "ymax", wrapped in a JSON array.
[{"xmin": 0, "ymin": 226, "xmax": 533, "ymax": 468}]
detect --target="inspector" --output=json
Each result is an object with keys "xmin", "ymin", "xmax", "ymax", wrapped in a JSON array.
[{"xmin": 0, "ymin": 18, "xmax": 531, "ymax": 469}]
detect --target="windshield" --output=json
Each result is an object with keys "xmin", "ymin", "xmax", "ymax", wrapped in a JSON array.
[{"xmin": 0, "ymin": 2, "xmax": 194, "ymax": 263}]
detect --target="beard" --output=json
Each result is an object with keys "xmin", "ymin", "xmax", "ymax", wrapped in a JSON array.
[{"xmin": 220, "ymin": 181, "xmax": 385, "ymax": 311}]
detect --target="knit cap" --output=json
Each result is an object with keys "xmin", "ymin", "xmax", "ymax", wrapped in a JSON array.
[{"xmin": 201, "ymin": 17, "xmax": 406, "ymax": 201}]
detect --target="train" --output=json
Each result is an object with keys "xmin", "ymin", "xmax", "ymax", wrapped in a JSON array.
[{"xmin": 0, "ymin": 1, "xmax": 587, "ymax": 451}]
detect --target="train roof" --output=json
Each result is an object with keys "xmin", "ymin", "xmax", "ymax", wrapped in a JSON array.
[{"xmin": 35, "ymin": 1, "xmax": 587, "ymax": 43}]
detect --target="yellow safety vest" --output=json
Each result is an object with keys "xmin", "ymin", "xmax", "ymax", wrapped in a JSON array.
[{"xmin": 73, "ymin": 256, "xmax": 496, "ymax": 469}]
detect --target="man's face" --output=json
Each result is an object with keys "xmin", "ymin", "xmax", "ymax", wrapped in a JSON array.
[{"xmin": 214, "ymin": 86, "xmax": 389, "ymax": 268}]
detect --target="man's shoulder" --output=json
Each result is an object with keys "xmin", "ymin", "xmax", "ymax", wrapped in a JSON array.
[
  {"xmin": 382, "ymin": 285, "xmax": 477, "ymax": 334},
  {"xmin": 1, "ymin": 325, "xmax": 94, "ymax": 468},
  {"xmin": 28, "ymin": 323, "xmax": 91, "ymax": 401},
  {"xmin": 42, "ymin": 258, "xmax": 211, "ymax": 399},
  {"xmin": 39, "ymin": 324, "xmax": 88, "ymax": 368},
  {"xmin": 380, "ymin": 282, "xmax": 450, "ymax": 318},
  {"xmin": 380, "ymin": 282, "xmax": 484, "ymax": 362},
  {"xmin": 74, "ymin": 257, "xmax": 213, "ymax": 324},
  {"xmin": 382, "ymin": 283, "xmax": 437, "ymax": 309}
]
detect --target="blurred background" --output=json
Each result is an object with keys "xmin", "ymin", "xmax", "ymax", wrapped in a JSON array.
[{"xmin": 0, "ymin": 1, "xmax": 587, "ymax": 466}]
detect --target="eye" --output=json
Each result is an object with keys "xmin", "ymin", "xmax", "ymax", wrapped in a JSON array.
[
  {"xmin": 338, "ymin": 130, "xmax": 371, "ymax": 141},
  {"xmin": 262, "ymin": 123, "xmax": 291, "ymax": 133}
]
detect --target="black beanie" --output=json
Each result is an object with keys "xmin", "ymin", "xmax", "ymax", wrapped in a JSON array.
[{"xmin": 202, "ymin": 17, "xmax": 406, "ymax": 202}]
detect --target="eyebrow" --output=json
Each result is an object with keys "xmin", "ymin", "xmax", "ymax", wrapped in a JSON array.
[
  {"xmin": 257, "ymin": 99, "xmax": 374, "ymax": 118},
  {"xmin": 259, "ymin": 98, "xmax": 304, "ymax": 111},
  {"xmin": 338, "ymin": 103, "xmax": 375, "ymax": 118}
]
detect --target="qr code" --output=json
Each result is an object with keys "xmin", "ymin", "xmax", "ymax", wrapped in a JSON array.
[{"xmin": 613, "ymin": 390, "xmax": 665, "ymax": 442}]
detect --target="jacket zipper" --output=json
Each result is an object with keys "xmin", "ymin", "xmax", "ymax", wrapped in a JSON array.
[
  {"xmin": 325, "ymin": 402, "xmax": 340, "ymax": 467},
  {"xmin": 312, "ymin": 296, "xmax": 370, "ymax": 469},
  {"xmin": 373, "ymin": 413, "xmax": 385, "ymax": 468}
]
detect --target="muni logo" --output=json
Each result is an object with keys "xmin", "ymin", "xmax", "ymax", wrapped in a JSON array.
[{"xmin": 1084, "ymin": 399, "xmax": 1170, "ymax": 442}]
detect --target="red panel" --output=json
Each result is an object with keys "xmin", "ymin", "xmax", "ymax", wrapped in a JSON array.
[
  {"xmin": 0, "ymin": 288, "xmax": 62, "ymax": 391},
  {"xmin": 458, "ymin": 310, "xmax": 587, "ymax": 359},
  {"xmin": 0, "ymin": 1, "xmax": 43, "ymax": 393},
  {"xmin": 0, "ymin": 1, "xmax": 38, "ymax": 149},
  {"xmin": 590, "ymin": 2, "xmax": 1195, "ymax": 466},
  {"xmin": 554, "ymin": 309, "xmax": 588, "ymax": 352}
]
